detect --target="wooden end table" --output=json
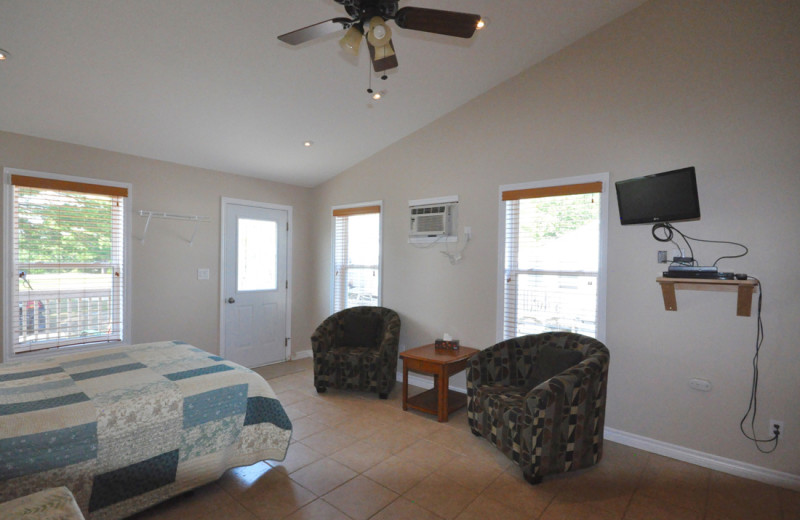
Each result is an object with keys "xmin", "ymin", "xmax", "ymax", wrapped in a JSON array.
[{"xmin": 399, "ymin": 343, "xmax": 479, "ymax": 422}]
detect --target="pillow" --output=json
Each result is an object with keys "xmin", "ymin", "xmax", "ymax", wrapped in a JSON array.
[
  {"xmin": 341, "ymin": 313, "xmax": 382, "ymax": 348},
  {"xmin": 531, "ymin": 345, "xmax": 584, "ymax": 386}
]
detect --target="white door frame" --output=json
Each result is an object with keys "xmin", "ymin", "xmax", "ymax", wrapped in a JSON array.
[{"xmin": 219, "ymin": 197, "xmax": 293, "ymax": 362}]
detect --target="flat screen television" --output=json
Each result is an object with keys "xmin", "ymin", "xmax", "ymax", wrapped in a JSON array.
[{"xmin": 615, "ymin": 167, "xmax": 700, "ymax": 225}]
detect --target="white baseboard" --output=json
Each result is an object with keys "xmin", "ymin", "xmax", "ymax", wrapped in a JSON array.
[
  {"xmin": 394, "ymin": 372, "xmax": 799, "ymax": 491},
  {"xmin": 291, "ymin": 349, "xmax": 312, "ymax": 360},
  {"xmin": 604, "ymin": 428, "xmax": 800, "ymax": 491}
]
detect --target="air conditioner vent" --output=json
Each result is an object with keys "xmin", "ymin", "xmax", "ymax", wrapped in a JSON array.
[{"xmin": 409, "ymin": 203, "xmax": 454, "ymax": 236}]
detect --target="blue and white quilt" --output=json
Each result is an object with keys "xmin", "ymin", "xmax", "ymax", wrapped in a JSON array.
[{"xmin": 0, "ymin": 341, "xmax": 292, "ymax": 519}]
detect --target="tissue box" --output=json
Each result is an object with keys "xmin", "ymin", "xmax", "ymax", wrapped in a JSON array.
[{"xmin": 434, "ymin": 339, "xmax": 460, "ymax": 351}]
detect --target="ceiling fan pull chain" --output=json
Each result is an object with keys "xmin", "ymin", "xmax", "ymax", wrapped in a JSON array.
[{"xmin": 367, "ymin": 60, "xmax": 373, "ymax": 94}]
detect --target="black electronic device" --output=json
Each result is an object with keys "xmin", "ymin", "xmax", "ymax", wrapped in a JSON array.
[
  {"xmin": 615, "ymin": 167, "xmax": 700, "ymax": 225},
  {"xmin": 667, "ymin": 265, "xmax": 717, "ymax": 273},
  {"xmin": 663, "ymin": 270, "xmax": 734, "ymax": 280}
]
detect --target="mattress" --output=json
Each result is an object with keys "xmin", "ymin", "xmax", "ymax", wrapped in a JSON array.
[{"xmin": 0, "ymin": 341, "xmax": 292, "ymax": 519}]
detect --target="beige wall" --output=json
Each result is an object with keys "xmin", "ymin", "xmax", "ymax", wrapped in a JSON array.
[
  {"xmin": 0, "ymin": 131, "xmax": 316, "ymax": 360},
  {"xmin": 1, "ymin": 0, "xmax": 797, "ymax": 479},
  {"xmin": 310, "ymin": 0, "xmax": 800, "ymax": 475}
]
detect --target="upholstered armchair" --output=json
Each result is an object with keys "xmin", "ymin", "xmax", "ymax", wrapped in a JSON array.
[
  {"xmin": 467, "ymin": 332, "xmax": 609, "ymax": 484},
  {"xmin": 311, "ymin": 306, "xmax": 401, "ymax": 399}
]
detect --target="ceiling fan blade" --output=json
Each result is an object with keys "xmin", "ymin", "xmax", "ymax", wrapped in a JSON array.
[
  {"xmin": 394, "ymin": 7, "xmax": 481, "ymax": 38},
  {"xmin": 277, "ymin": 18, "xmax": 349, "ymax": 45},
  {"xmin": 367, "ymin": 40, "xmax": 398, "ymax": 73}
]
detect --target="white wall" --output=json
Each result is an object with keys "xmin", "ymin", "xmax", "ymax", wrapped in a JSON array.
[
  {"xmin": 0, "ymin": 131, "xmax": 316, "ymax": 360},
  {"xmin": 310, "ymin": 0, "xmax": 800, "ymax": 476}
]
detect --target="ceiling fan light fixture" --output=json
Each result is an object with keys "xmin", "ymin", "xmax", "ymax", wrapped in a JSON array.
[
  {"xmin": 366, "ymin": 17, "xmax": 392, "ymax": 47},
  {"xmin": 0, "ymin": 49, "xmax": 9, "ymax": 61},
  {"xmin": 339, "ymin": 26, "xmax": 363, "ymax": 56},
  {"xmin": 476, "ymin": 18, "xmax": 487, "ymax": 30}
]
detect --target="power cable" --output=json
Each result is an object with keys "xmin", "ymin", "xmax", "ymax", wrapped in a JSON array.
[{"xmin": 738, "ymin": 277, "xmax": 778, "ymax": 453}]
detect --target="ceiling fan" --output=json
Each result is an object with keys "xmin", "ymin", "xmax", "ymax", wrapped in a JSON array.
[{"xmin": 277, "ymin": 0, "xmax": 483, "ymax": 73}]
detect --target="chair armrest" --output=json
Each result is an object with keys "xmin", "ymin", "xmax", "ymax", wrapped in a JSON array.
[
  {"xmin": 520, "ymin": 351, "xmax": 608, "ymax": 476},
  {"xmin": 374, "ymin": 313, "xmax": 401, "ymax": 359},
  {"xmin": 466, "ymin": 339, "xmax": 517, "ymax": 388},
  {"xmin": 466, "ymin": 355, "xmax": 486, "ymax": 386},
  {"xmin": 523, "ymin": 353, "xmax": 608, "ymax": 415},
  {"xmin": 311, "ymin": 315, "xmax": 339, "ymax": 354}
]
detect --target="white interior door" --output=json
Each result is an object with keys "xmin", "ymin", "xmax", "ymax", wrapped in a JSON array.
[{"xmin": 222, "ymin": 201, "xmax": 289, "ymax": 368}]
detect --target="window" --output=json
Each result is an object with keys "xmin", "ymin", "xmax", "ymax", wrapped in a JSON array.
[
  {"xmin": 332, "ymin": 203, "xmax": 382, "ymax": 312},
  {"xmin": 237, "ymin": 218, "xmax": 278, "ymax": 291},
  {"xmin": 499, "ymin": 174, "xmax": 608, "ymax": 341},
  {"xmin": 4, "ymin": 169, "xmax": 131, "ymax": 357}
]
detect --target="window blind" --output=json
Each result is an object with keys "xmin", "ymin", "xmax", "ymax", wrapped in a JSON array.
[
  {"xmin": 11, "ymin": 175, "xmax": 127, "ymax": 353},
  {"xmin": 502, "ymin": 182, "xmax": 602, "ymax": 340},
  {"xmin": 333, "ymin": 205, "xmax": 381, "ymax": 312}
]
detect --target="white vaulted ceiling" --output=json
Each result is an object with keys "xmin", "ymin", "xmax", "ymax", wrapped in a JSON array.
[{"xmin": 0, "ymin": 0, "xmax": 647, "ymax": 186}]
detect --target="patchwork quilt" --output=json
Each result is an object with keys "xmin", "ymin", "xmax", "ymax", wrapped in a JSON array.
[{"xmin": 0, "ymin": 341, "xmax": 292, "ymax": 519}]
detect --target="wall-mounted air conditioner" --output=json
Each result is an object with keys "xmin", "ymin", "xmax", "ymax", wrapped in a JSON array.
[
  {"xmin": 408, "ymin": 195, "xmax": 458, "ymax": 243},
  {"xmin": 409, "ymin": 203, "xmax": 454, "ymax": 236}
]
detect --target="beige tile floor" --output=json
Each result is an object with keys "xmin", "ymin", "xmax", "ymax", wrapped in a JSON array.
[{"xmin": 131, "ymin": 358, "xmax": 800, "ymax": 520}]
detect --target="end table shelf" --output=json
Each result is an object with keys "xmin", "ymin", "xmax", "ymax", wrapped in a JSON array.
[
  {"xmin": 656, "ymin": 277, "xmax": 759, "ymax": 317},
  {"xmin": 399, "ymin": 344, "xmax": 479, "ymax": 422},
  {"xmin": 406, "ymin": 388, "xmax": 467, "ymax": 419}
]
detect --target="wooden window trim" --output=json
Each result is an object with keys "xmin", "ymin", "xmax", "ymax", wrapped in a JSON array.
[
  {"xmin": 332, "ymin": 205, "xmax": 381, "ymax": 217},
  {"xmin": 11, "ymin": 174, "xmax": 129, "ymax": 198},
  {"xmin": 501, "ymin": 181, "xmax": 602, "ymax": 201}
]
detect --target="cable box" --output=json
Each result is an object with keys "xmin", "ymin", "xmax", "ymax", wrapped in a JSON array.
[
  {"xmin": 667, "ymin": 265, "xmax": 718, "ymax": 273},
  {"xmin": 663, "ymin": 270, "xmax": 734, "ymax": 280}
]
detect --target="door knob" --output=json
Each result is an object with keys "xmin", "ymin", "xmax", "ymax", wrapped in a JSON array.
[{"xmin": 227, "ymin": 297, "xmax": 235, "ymax": 304}]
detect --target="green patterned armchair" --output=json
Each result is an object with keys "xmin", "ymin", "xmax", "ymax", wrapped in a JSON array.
[
  {"xmin": 467, "ymin": 332, "xmax": 609, "ymax": 484},
  {"xmin": 311, "ymin": 306, "xmax": 401, "ymax": 399}
]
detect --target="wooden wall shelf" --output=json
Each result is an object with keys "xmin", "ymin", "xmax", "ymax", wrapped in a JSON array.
[{"xmin": 656, "ymin": 277, "xmax": 759, "ymax": 317}]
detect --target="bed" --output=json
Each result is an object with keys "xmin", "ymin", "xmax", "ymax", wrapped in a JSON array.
[{"xmin": 0, "ymin": 340, "xmax": 292, "ymax": 520}]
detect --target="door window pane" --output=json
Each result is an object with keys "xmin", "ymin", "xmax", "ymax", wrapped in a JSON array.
[{"xmin": 237, "ymin": 218, "xmax": 277, "ymax": 291}]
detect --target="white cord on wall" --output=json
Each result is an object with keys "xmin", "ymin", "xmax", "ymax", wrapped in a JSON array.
[{"xmin": 441, "ymin": 227, "xmax": 471, "ymax": 265}]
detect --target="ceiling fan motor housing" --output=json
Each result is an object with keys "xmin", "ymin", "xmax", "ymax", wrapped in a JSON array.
[{"xmin": 336, "ymin": 0, "xmax": 399, "ymax": 22}]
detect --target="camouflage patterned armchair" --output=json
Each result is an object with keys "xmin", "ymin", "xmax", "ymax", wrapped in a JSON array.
[
  {"xmin": 311, "ymin": 306, "xmax": 401, "ymax": 399},
  {"xmin": 467, "ymin": 332, "xmax": 609, "ymax": 484}
]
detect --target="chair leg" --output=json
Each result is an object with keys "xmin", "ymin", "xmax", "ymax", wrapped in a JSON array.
[
  {"xmin": 524, "ymin": 472, "xmax": 543, "ymax": 485},
  {"xmin": 467, "ymin": 418, "xmax": 481, "ymax": 436}
]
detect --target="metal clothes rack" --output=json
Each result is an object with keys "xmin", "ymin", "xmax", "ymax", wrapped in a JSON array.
[{"xmin": 138, "ymin": 210, "xmax": 210, "ymax": 245}]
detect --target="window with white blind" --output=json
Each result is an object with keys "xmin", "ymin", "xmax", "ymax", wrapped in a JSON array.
[
  {"xmin": 4, "ymin": 169, "xmax": 131, "ymax": 357},
  {"xmin": 332, "ymin": 203, "xmax": 382, "ymax": 312},
  {"xmin": 499, "ymin": 174, "xmax": 608, "ymax": 341}
]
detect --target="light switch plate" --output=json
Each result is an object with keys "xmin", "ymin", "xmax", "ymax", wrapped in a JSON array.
[{"xmin": 197, "ymin": 268, "xmax": 210, "ymax": 280}]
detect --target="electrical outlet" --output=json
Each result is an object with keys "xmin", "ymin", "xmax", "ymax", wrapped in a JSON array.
[
  {"xmin": 769, "ymin": 419, "xmax": 784, "ymax": 438},
  {"xmin": 688, "ymin": 378, "xmax": 712, "ymax": 392}
]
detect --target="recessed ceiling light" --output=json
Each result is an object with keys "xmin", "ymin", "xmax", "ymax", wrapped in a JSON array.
[
  {"xmin": 0, "ymin": 49, "xmax": 9, "ymax": 61},
  {"xmin": 303, "ymin": 141, "xmax": 313, "ymax": 147}
]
